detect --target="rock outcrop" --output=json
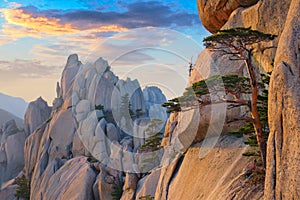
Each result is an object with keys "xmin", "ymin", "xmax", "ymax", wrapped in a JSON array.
[
  {"xmin": 265, "ymin": 0, "xmax": 300, "ymax": 199},
  {"xmin": 24, "ymin": 97, "xmax": 51, "ymax": 136},
  {"xmin": 16, "ymin": 55, "xmax": 168, "ymax": 200},
  {"xmin": 0, "ymin": 120, "xmax": 26, "ymax": 185},
  {"xmin": 165, "ymin": 136, "xmax": 263, "ymax": 200},
  {"xmin": 197, "ymin": 0, "xmax": 258, "ymax": 33}
]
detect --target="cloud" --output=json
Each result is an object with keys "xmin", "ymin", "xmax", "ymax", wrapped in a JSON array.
[
  {"xmin": 57, "ymin": 1, "xmax": 199, "ymax": 29},
  {"xmin": 0, "ymin": 59, "xmax": 62, "ymax": 79},
  {"xmin": 0, "ymin": 7, "xmax": 128, "ymax": 45}
]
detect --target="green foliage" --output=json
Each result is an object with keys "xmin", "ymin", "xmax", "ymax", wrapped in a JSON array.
[
  {"xmin": 139, "ymin": 119, "xmax": 163, "ymax": 152},
  {"xmin": 111, "ymin": 176, "xmax": 123, "ymax": 200},
  {"xmin": 135, "ymin": 109, "xmax": 145, "ymax": 118},
  {"xmin": 161, "ymin": 98, "xmax": 181, "ymax": 113},
  {"xmin": 87, "ymin": 156, "xmax": 98, "ymax": 163},
  {"xmin": 230, "ymin": 73, "xmax": 271, "ymax": 147},
  {"xmin": 242, "ymin": 151, "xmax": 260, "ymax": 157},
  {"xmin": 120, "ymin": 93, "xmax": 134, "ymax": 127},
  {"xmin": 162, "ymin": 74, "xmax": 251, "ymax": 113},
  {"xmin": 15, "ymin": 177, "xmax": 30, "ymax": 200},
  {"xmin": 203, "ymin": 27, "xmax": 276, "ymax": 48},
  {"xmin": 95, "ymin": 104, "xmax": 104, "ymax": 111},
  {"xmin": 139, "ymin": 195, "xmax": 154, "ymax": 200},
  {"xmin": 244, "ymin": 135, "xmax": 259, "ymax": 147}
]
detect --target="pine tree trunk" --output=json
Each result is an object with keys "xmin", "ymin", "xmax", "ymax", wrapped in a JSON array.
[{"xmin": 245, "ymin": 54, "xmax": 267, "ymax": 168}]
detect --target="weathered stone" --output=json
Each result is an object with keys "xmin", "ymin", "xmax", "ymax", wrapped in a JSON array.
[
  {"xmin": 264, "ymin": 0, "xmax": 300, "ymax": 199},
  {"xmin": 60, "ymin": 54, "xmax": 81, "ymax": 99},
  {"xmin": 197, "ymin": 0, "xmax": 258, "ymax": 33},
  {"xmin": 24, "ymin": 123, "xmax": 47, "ymax": 179},
  {"xmin": 47, "ymin": 109, "xmax": 76, "ymax": 160},
  {"xmin": 34, "ymin": 157, "xmax": 96, "ymax": 200},
  {"xmin": 0, "ymin": 120, "xmax": 26, "ymax": 185},
  {"xmin": 167, "ymin": 136, "xmax": 262, "ymax": 200},
  {"xmin": 121, "ymin": 173, "xmax": 138, "ymax": 200},
  {"xmin": 24, "ymin": 97, "xmax": 51, "ymax": 136},
  {"xmin": 106, "ymin": 123, "xmax": 119, "ymax": 142},
  {"xmin": 135, "ymin": 169, "xmax": 161, "ymax": 200}
]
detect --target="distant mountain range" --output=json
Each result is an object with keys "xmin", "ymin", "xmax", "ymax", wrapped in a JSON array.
[
  {"xmin": 0, "ymin": 108, "xmax": 23, "ymax": 128},
  {"xmin": 0, "ymin": 93, "xmax": 28, "ymax": 119}
]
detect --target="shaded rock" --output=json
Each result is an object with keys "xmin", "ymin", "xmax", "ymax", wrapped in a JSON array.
[
  {"xmin": 121, "ymin": 173, "xmax": 138, "ymax": 200},
  {"xmin": 135, "ymin": 169, "xmax": 161, "ymax": 199},
  {"xmin": 47, "ymin": 109, "xmax": 76, "ymax": 160},
  {"xmin": 106, "ymin": 123, "xmax": 119, "ymax": 142},
  {"xmin": 133, "ymin": 118, "xmax": 150, "ymax": 150},
  {"xmin": 24, "ymin": 97, "xmax": 51, "ymax": 136},
  {"xmin": 0, "ymin": 120, "xmax": 26, "ymax": 185},
  {"xmin": 95, "ymin": 167, "xmax": 117, "ymax": 200},
  {"xmin": 265, "ymin": 0, "xmax": 300, "ymax": 199},
  {"xmin": 0, "ymin": 179, "xmax": 18, "ymax": 200},
  {"xmin": 24, "ymin": 123, "xmax": 47, "ymax": 179},
  {"xmin": 143, "ymin": 86, "xmax": 167, "ymax": 118}
]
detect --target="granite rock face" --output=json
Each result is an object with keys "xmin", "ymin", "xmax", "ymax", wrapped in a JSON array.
[
  {"xmin": 60, "ymin": 54, "xmax": 81, "ymax": 99},
  {"xmin": 24, "ymin": 97, "xmax": 51, "ymax": 136},
  {"xmin": 197, "ymin": 0, "xmax": 258, "ymax": 33},
  {"xmin": 17, "ymin": 54, "xmax": 168, "ymax": 200},
  {"xmin": 0, "ymin": 120, "xmax": 26, "ymax": 185},
  {"xmin": 31, "ymin": 157, "xmax": 96, "ymax": 200},
  {"xmin": 264, "ymin": 0, "xmax": 300, "ymax": 199}
]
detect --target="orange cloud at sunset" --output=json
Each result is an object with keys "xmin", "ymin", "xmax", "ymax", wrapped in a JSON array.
[
  {"xmin": 2, "ymin": 8, "xmax": 78, "ymax": 35},
  {"xmin": 0, "ymin": 8, "xmax": 128, "ymax": 45}
]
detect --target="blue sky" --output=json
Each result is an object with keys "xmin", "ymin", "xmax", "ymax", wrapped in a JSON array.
[{"xmin": 0, "ymin": 0, "xmax": 210, "ymax": 102}]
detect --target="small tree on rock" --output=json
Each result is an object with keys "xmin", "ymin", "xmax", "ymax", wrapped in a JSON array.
[{"xmin": 203, "ymin": 27, "xmax": 276, "ymax": 168}]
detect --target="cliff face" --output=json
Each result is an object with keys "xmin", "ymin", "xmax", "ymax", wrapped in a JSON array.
[
  {"xmin": 265, "ymin": 0, "xmax": 300, "ymax": 199},
  {"xmin": 195, "ymin": 0, "xmax": 300, "ymax": 199}
]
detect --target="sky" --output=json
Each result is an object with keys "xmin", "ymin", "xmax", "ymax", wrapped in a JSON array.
[{"xmin": 0, "ymin": 0, "xmax": 210, "ymax": 103}]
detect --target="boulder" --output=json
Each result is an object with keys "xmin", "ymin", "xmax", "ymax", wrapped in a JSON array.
[
  {"xmin": 197, "ymin": 0, "xmax": 258, "ymax": 33},
  {"xmin": 31, "ymin": 157, "xmax": 96, "ymax": 200},
  {"xmin": 135, "ymin": 169, "xmax": 161, "ymax": 199},
  {"xmin": 24, "ymin": 97, "xmax": 51, "ymax": 136}
]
